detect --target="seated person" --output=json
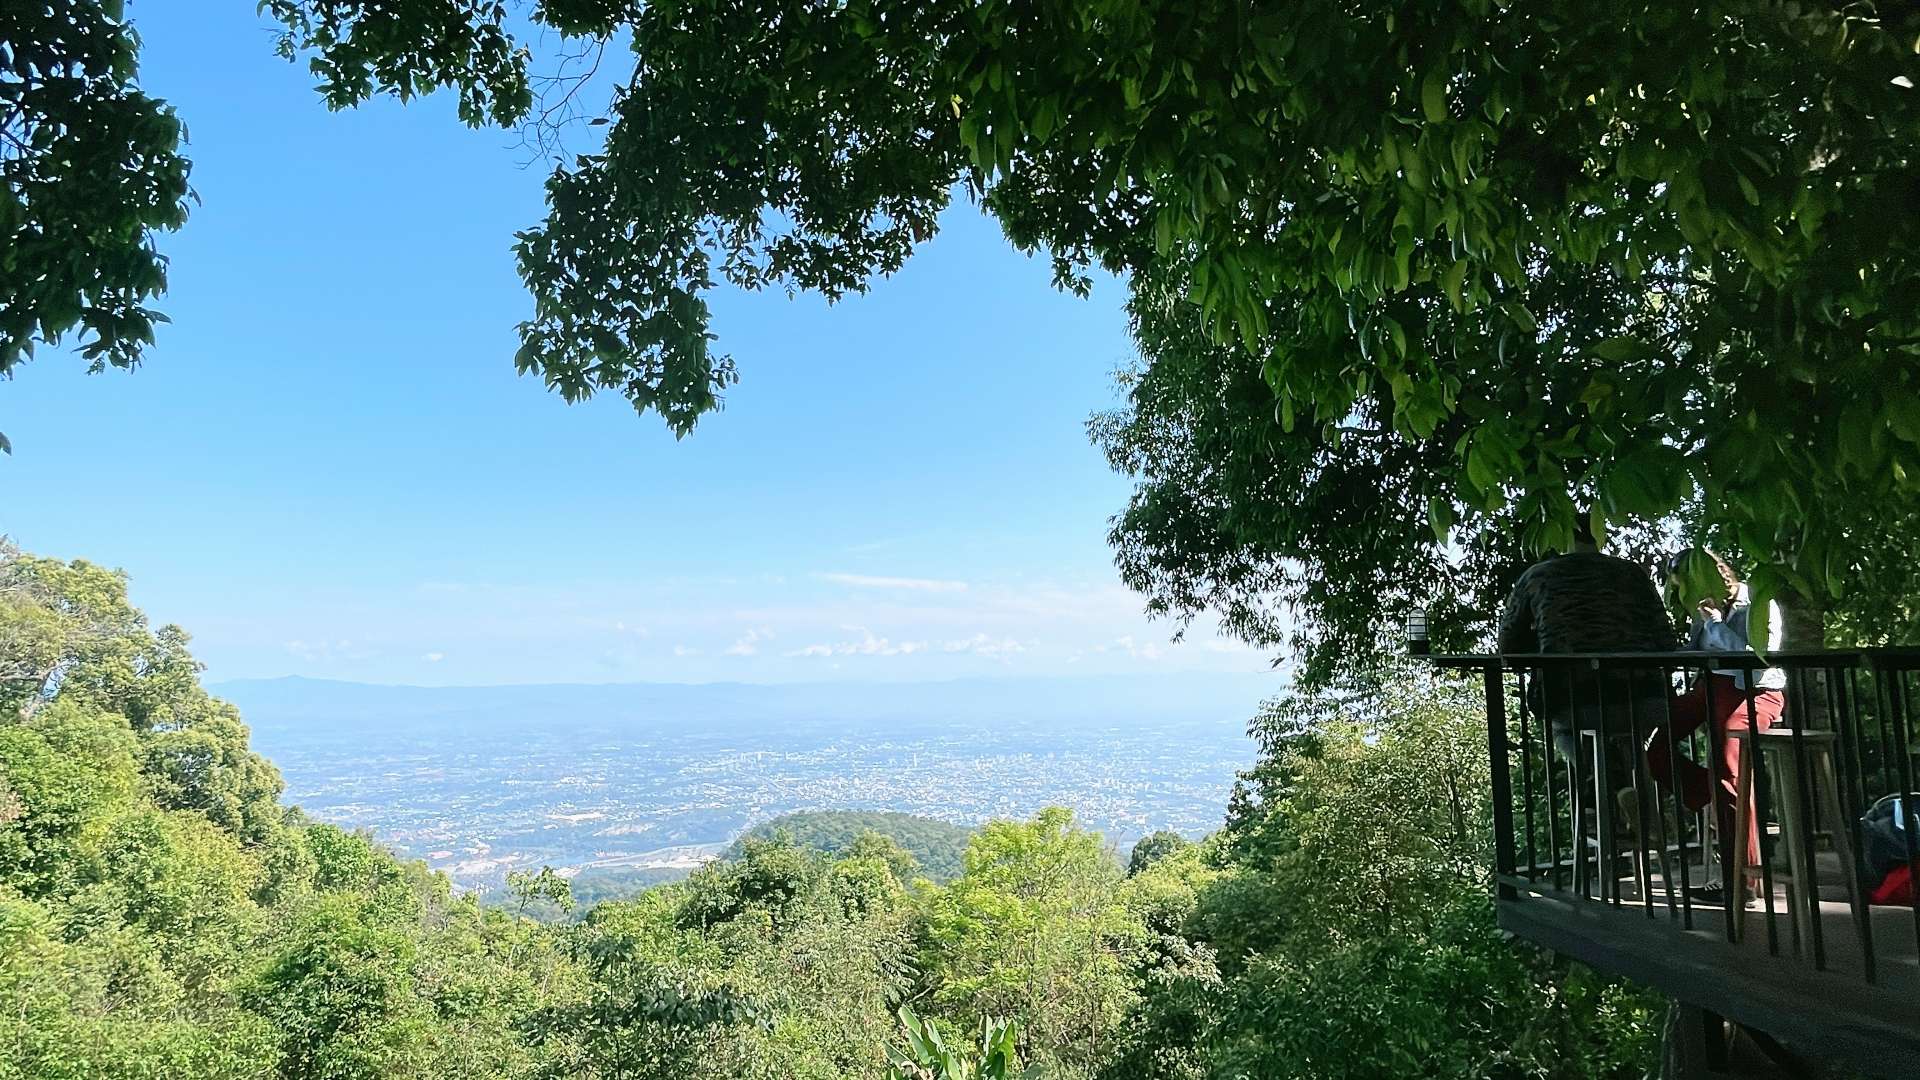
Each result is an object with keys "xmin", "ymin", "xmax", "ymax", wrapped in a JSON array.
[
  {"xmin": 1643, "ymin": 549, "xmax": 1786, "ymax": 886},
  {"xmin": 1498, "ymin": 518, "xmax": 1678, "ymax": 762}
]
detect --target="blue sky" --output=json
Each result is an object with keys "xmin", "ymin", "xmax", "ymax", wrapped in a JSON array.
[{"xmin": 1, "ymin": 5, "xmax": 1272, "ymax": 686}]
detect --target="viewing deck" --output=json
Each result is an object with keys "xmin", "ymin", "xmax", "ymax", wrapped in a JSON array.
[{"xmin": 1428, "ymin": 649, "xmax": 1920, "ymax": 1078}]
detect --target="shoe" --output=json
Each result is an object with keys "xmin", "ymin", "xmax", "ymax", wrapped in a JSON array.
[{"xmin": 1685, "ymin": 881, "xmax": 1756, "ymax": 909}]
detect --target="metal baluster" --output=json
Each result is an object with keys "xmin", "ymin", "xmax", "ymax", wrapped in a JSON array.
[
  {"xmin": 1662, "ymin": 664, "xmax": 1694, "ymax": 930},
  {"xmin": 1542, "ymin": 664, "xmax": 1565, "ymax": 893},
  {"xmin": 1487, "ymin": 663, "xmax": 1518, "ymax": 902},
  {"xmin": 1786, "ymin": 673, "xmax": 1825, "ymax": 970},
  {"xmin": 1629, "ymin": 664, "xmax": 1672, "ymax": 918},
  {"xmin": 1702, "ymin": 670, "xmax": 1735, "ymax": 942},
  {"xmin": 1885, "ymin": 661, "xmax": 1920, "ymax": 965},
  {"xmin": 1747, "ymin": 678, "xmax": 1782, "ymax": 957},
  {"xmin": 1594, "ymin": 660, "xmax": 1619, "ymax": 904},
  {"xmin": 1518, "ymin": 667, "xmax": 1537, "ymax": 888},
  {"xmin": 1570, "ymin": 667, "xmax": 1592, "ymax": 901},
  {"xmin": 1830, "ymin": 662, "xmax": 1876, "ymax": 985}
]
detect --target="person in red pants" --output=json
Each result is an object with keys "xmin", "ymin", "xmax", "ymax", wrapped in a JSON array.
[{"xmin": 1643, "ymin": 550, "xmax": 1786, "ymax": 901}]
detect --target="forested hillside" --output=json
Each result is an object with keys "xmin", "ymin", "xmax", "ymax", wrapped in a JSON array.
[
  {"xmin": 0, "ymin": 543, "xmax": 1658, "ymax": 1077},
  {"xmin": 731, "ymin": 811, "xmax": 975, "ymax": 883}
]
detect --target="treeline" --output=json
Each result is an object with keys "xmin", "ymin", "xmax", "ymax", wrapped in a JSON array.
[
  {"xmin": 496, "ymin": 865, "xmax": 690, "ymax": 923},
  {"xmin": 506, "ymin": 811, "xmax": 976, "ymax": 924},
  {"xmin": 730, "ymin": 810, "xmax": 975, "ymax": 883},
  {"xmin": 0, "ymin": 545, "xmax": 1659, "ymax": 1078}
]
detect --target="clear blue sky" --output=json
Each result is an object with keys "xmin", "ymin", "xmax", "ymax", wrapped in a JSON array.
[{"xmin": 1, "ymin": 5, "xmax": 1271, "ymax": 686}]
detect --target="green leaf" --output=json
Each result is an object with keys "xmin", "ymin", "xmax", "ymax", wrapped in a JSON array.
[
  {"xmin": 1421, "ymin": 71, "xmax": 1448, "ymax": 123},
  {"xmin": 1601, "ymin": 445, "xmax": 1689, "ymax": 520},
  {"xmin": 1886, "ymin": 396, "xmax": 1920, "ymax": 446},
  {"xmin": 1382, "ymin": 316, "xmax": 1407, "ymax": 359},
  {"xmin": 1747, "ymin": 577, "xmax": 1776, "ymax": 659},
  {"xmin": 1838, "ymin": 400, "xmax": 1879, "ymax": 473},
  {"xmin": 1427, "ymin": 496, "xmax": 1455, "ymax": 543},
  {"xmin": 1439, "ymin": 260, "xmax": 1466, "ymax": 312},
  {"xmin": 1499, "ymin": 301, "xmax": 1537, "ymax": 334},
  {"xmin": 1587, "ymin": 336, "xmax": 1646, "ymax": 364},
  {"xmin": 1466, "ymin": 432, "xmax": 1500, "ymax": 494}
]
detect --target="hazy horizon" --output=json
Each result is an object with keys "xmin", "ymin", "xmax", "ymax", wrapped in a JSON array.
[
  {"xmin": 223, "ymin": 672, "xmax": 1274, "ymax": 890},
  {"xmin": 213, "ymin": 669, "xmax": 1285, "ymax": 692}
]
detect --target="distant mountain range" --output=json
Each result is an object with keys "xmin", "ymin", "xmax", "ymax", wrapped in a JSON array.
[{"xmin": 212, "ymin": 671, "xmax": 1284, "ymax": 734}]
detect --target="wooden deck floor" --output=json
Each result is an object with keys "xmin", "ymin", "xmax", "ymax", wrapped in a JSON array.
[{"xmin": 1500, "ymin": 859, "xmax": 1920, "ymax": 1078}]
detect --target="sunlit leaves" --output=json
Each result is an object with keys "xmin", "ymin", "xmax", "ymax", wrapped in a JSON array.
[
  {"xmin": 0, "ymin": 0, "xmax": 195, "ymax": 450},
  {"xmin": 262, "ymin": 0, "xmax": 531, "ymax": 127},
  {"xmin": 256, "ymin": 0, "xmax": 1920, "ymax": 621}
]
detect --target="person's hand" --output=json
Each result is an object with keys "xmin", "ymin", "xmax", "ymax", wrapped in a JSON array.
[{"xmin": 1697, "ymin": 598, "xmax": 1726, "ymax": 623}]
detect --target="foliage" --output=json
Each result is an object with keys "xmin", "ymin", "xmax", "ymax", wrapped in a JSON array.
[
  {"xmin": 16, "ymin": 2, "xmax": 1915, "ymax": 664},
  {"xmin": 0, "ymin": 541, "xmax": 1663, "ymax": 1077},
  {"xmin": 0, "ymin": 547, "xmax": 551, "ymax": 1079},
  {"xmin": 530, "ymin": 833, "xmax": 919, "ymax": 1079},
  {"xmin": 498, "ymin": 864, "xmax": 688, "ymax": 923},
  {"xmin": 1088, "ymin": 287, "xmax": 1545, "ymax": 681},
  {"xmin": 0, "ymin": 0, "xmax": 195, "ymax": 452},
  {"xmin": 734, "ymin": 810, "xmax": 976, "ymax": 883},
  {"xmin": 887, "ymin": 1007, "xmax": 1032, "ymax": 1080},
  {"xmin": 1100, "ymin": 667, "xmax": 1663, "ymax": 1080},
  {"xmin": 508, "ymin": 866, "xmax": 574, "ymax": 919},
  {"xmin": 921, "ymin": 807, "xmax": 1143, "ymax": 1079},
  {"xmin": 255, "ymin": 0, "xmax": 1920, "ymax": 649},
  {"xmin": 1126, "ymin": 830, "xmax": 1193, "ymax": 877},
  {"xmin": 10, "ymin": 1, "xmax": 1918, "ymax": 667}
]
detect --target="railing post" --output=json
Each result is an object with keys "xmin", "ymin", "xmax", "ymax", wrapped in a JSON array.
[
  {"xmin": 1486, "ymin": 662, "xmax": 1518, "ymax": 902},
  {"xmin": 1830, "ymin": 664, "xmax": 1877, "ymax": 985},
  {"xmin": 1518, "ymin": 668, "xmax": 1537, "ymax": 888},
  {"xmin": 1875, "ymin": 655, "xmax": 1920, "ymax": 962}
]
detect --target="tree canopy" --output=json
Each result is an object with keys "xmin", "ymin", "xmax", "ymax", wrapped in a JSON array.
[
  {"xmin": 1, "ymin": 0, "xmax": 193, "ymax": 452},
  {"xmin": 732, "ymin": 810, "xmax": 976, "ymax": 883},
  {"xmin": 244, "ymin": 0, "xmax": 1920, "ymax": 663},
  {"xmin": 9, "ymin": 3, "xmax": 1916, "ymax": 657},
  {"xmin": 1, "ymin": 538, "xmax": 1664, "ymax": 1077}
]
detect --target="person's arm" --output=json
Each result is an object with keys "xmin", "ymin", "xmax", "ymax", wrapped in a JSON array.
[
  {"xmin": 1698, "ymin": 617, "xmax": 1749, "ymax": 655},
  {"xmin": 1682, "ymin": 610, "xmax": 1711, "ymax": 651},
  {"xmin": 1700, "ymin": 595, "xmax": 1769, "ymax": 655}
]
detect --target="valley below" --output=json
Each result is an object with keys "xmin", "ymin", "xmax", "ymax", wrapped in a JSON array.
[{"xmin": 221, "ymin": 673, "xmax": 1274, "ymax": 891}]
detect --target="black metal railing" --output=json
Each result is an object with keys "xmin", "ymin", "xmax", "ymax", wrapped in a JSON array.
[{"xmin": 1427, "ymin": 648, "xmax": 1920, "ymax": 990}]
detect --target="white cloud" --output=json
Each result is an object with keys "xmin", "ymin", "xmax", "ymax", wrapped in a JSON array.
[
  {"xmin": 285, "ymin": 638, "xmax": 362, "ymax": 662},
  {"xmin": 1203, "ymin": 638, "xmax": 1261, "ymax": 654},
  {"xmin": 724, "ymin": 628, "xmax": 772, "ymax": 657},
  {"xmin": 423, "ymin": 651, "xmax": 445, "ymax": 663},
  {"xmin": 818, "ymin": 572, "xmax": 968, "ymax": 593},
  {"xmin": 787, "ymin": 627, "xmax": 927, "ymax": 658},
  {"xmin": 942, "ymin": 633, "xmax": 1030, "ymax": 658},
  {"xmin": 1096, "ymin": 634, "xmax": 1165, "ymax": 661},
  {"xmin": 672, "ymin": 644, "xmax": 701, "ymax": 657}
]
